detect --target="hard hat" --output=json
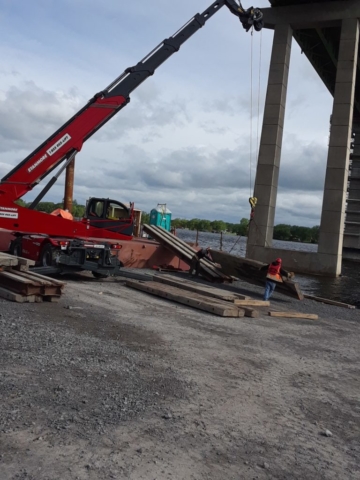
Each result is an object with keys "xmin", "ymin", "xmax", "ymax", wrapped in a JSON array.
[{"xmin": 276, "ymin": 258, "xmax": 282, "ymax": 263}]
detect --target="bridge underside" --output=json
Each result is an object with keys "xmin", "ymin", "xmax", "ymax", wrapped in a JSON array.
[
  {"xmin": 246, "ymin": 0, "xmax": 360, "ymax": 275},
  {"xmin": 270, "ymin": 0, "xmax": 360, "ymax": 255}
]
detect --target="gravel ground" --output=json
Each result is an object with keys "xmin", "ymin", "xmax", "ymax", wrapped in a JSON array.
[{"xmin": 0, "ymin": 272, "xmax": 359, "ymax": 479}]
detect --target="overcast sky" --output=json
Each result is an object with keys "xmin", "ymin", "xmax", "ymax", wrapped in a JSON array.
[{"xmin": 0, "ymin": 0, "xmax": 333, "ymax": 226}]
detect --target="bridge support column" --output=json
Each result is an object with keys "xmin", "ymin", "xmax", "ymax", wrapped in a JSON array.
[
  {"xmin": 318, "ymin": 18, "xmax": 359, "ymax": 275},
  {"xmin": 247, "ymin": 24, "xmax": 292, "ymax": 254},
  {"xmin": 344, "ymin": 121, "xmax": 360, "ymax": 254}
]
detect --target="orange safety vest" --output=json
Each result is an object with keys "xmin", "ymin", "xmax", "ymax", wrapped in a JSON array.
[{"xmin": 266, "ymin": 263, "xmax": 283, "ymax": 283}]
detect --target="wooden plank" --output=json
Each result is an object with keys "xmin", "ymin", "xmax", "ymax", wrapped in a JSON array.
[
  {"xmin": 8, "ymin": 270, "xmax": 64, "ymax": 293},
  {"xmin": 0, "ymin": 253, "xmax": 19, "ymax": 267},
  {"xmin": 43, "ymin": 295, "xmax": 60, "ymax": 303},
  {"xmin": 24, "ymin": 270, "xmax": 65, "ymax": 286},
  {"xmin": 0, "ymin": 252, "xmax": 35, "ymax": 268},
  {"xmin": 153, "ymin": 275, "xmax": 259, "ymax": 318},
  {"xmin": 159, "ymin": 274, "xmax": 250, "ymax": 299},
  {"xmin": 234, "ymin": 299, "xmax": 270, "ymax": 307},
  {"xmin": 153, "ymin": 275, "xmax": 248, "ymax": 301},
  {"xmin": 304, "ymin": 294, "xmax": 355, "ymax": 309},
  {"xmin": 126, "ymin": 280, "xmax": 241, "ymax": 317},
  {"xmin": 268, "ymin": 311, "xmax": 318, "ymax": 320},
  {"xmin": 16, "ymin": 256, "xmax": 35, "ymax": 268},
  {"xmin": 13, "ymin": 264, "xmax": 31, "ymax": 272},
  {"xmin": 40, "ymin": 286, "xmax": 63, "ymax": 296},
  {"xmin": 0, "ymin": 269, "xmax": 64, "ymax": 296},
  {"xmin": 0, "ymin": 286, "xmax": 36, "ymax": 303},
  {"xmin": 190, "ymin": 295, "xmax": 260, "ymax": 319},
  {"xmin": 12, "ymin": 270, "xmax": 54, "ymax": 286},
  {"xmin": 242, "ymin": 307, "xmax": 260, "ymax": 318},
  {"xmin": 0, "ymin": 271, "xmax": 38, "ymax": 285}
]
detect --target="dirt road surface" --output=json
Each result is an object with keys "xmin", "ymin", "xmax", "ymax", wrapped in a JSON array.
[{"xmin": 1, "ymin": 274, "xmax": 359, "ymax": 479}]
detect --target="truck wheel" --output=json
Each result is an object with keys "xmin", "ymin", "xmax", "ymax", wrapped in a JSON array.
[
  {"xmin": 10, "ymin": 238, "xmax": 22, "ymax": 257},
  {"xmin": 39, "ymin": 244, "xmax": 54, "ymax": 267}
]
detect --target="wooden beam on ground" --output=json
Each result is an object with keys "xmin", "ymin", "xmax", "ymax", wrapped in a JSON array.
[
  {"xmin": 242, "ymin": 307, "xmax": 260, "ymax": 318},
  {"xmin": 0, "ymin": 286, "xmax": 36, "ymax": 303},
  {"xmin": 0, "ymin": 271, "xmax": 39, "ymax": 295},
  {"xmin": 14, "ymin": 256, "xmax": 35, "ymax": 269},
  {"xmin": 268, "ymin": 311, "xmax": 318, "ymax": 320},
  {"xmin": 153, "ymin": 275, "xmax": 260, "ymax": 318},
  {"xmin": 304, "ymin": 294, "xmax": 355, "ymax": 309},
  {"xmin": 126, "ymin": 280, "xmax": 242, "ymax": 317},
  {"xmin": 0, "ymin": 253, "xmax": 19, "ymax": 267},
  {"xmin": 234, "ymin": 299, "xmax": 270, "ymax": 307},
  {"xmin": 0, "ymin": 267, "xmax": 65, "ymax": 302},
  {"xmin": 194, "ymin": 295, "xmax": 260, "ymax": 319},
  {"xmin": 153, "ymin": 274, "xmax": 249, "ymax": 301},
  {"xmin": 13, "ymin": 270, "xmax": 65, "ymax": 288},
  {"xmin": 0, "ymin": 252, "xmax": 35, "ymax": 269},
  {"xmin": 18, "ymin": 270, "xmax": 65, "ymax": 286}
]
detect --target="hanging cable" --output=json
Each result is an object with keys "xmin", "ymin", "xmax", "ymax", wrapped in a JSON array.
[
  {"xmin": 229, "ymin": 235, "xmax": 242, "ymax": 254},
  {"xmin": 248, "ymin": 30, "xmax": 263, "ymax": 228},
  {"xmin": 255, "ymin": 29, "xmax": 263, "ymax": 174},
  {"xmin": 249, "ymin": 33, "xmax": 273, "ymax": 252},
  {"xmin": 247, "ymin": 27, "xmax": 258, "ymax": 225},
  {"xmin": 249, "ymin": 27, "xmax": 254, "ymax": 198}
]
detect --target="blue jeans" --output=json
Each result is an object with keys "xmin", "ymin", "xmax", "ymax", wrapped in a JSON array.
[{"xmin": 264, "ymin": 280, "xmax": 276, "ymax": 301}]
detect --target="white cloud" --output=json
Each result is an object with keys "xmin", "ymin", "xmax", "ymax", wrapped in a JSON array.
[{"xmin": 0, "ymin": 82, "xmax": 82, "ymax": 152}]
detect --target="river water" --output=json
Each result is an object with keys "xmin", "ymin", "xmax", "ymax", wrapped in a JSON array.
[{"xmin": 176, "ymin": 229, "xmax": 360, "ymax": 308}]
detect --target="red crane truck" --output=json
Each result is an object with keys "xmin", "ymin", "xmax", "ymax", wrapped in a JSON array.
[{"xmin": 0, "ymin": 1, "xmax": 263, "ymax": 277}]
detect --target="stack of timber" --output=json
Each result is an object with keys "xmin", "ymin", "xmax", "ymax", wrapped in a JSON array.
[
  {"xmin": 0, "ymin": 252, "xmax": 65, "ymax": 303},
  {"xmin": 126, "ymin": 274, "xmax": 269, "ymax": 318},
  {"xmin": 209, "ymin": 249, "xmax": 304, "ymax": 300},
  {"xmin": 142, "ymin": 225, "xmax": 233, "ymax": 283}
]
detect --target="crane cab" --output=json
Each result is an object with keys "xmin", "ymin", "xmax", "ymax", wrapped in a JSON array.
[{"xmin": 83, "ymin": 197, "xmax": 134, "ymax": 238}]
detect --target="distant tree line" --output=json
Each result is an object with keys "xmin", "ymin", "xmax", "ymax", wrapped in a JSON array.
[
  {"xmin": 170, "ymin": 217, "xmax": 250, "ymax": 236},
  {"xmin": 15, "ymin": 200, "xmax": 320, "ymax": 243},
  {"xmin": 169, "ymin": 218, "xmax": 319, "ymax": 243},
  {"xmin": 273, "ymin": 224, "xmax": 319, "ymax": 243},
  {"xmin": 143, "ymin": 210, "xmax": 318, "ymax": 243}
]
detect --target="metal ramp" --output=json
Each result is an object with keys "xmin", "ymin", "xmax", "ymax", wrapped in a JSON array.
[{"xmin": 142, "ymin": 225, "xmax": 233, "ymax": 283}]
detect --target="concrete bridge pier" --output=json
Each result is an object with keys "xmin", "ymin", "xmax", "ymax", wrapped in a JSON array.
[
  {"xmin": 344, "ymin": 121, "xmax": 360, "ymax": 257},
  {"xmin": 317, "ymin": 18, "xmax": 359, "ymax": 274},
  {"xmin": 247, "ymin": 13, "xmax": 359, "ymax": 276},
  {"xmin": 247, "ymin": 23, "xmax": 292, "ymax": 258}
]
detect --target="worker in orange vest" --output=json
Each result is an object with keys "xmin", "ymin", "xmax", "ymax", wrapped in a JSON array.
[{"xmin": 260, "ymin": 258, "xmax": 292, "ymax": 301}]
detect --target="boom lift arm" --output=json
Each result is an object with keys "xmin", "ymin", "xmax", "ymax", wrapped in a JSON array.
[{"xmin": 0, "ymin": 0, "xmax": 263, "ymax": 212}]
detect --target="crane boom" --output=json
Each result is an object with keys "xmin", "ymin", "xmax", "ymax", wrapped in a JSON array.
[
  {"xmin": 0, "ymin": 0, "xmax": 263, "ymax": 246},
  {"xmin": 0, "ymin": 0, "xmax": 263, "ymax": 206}
]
